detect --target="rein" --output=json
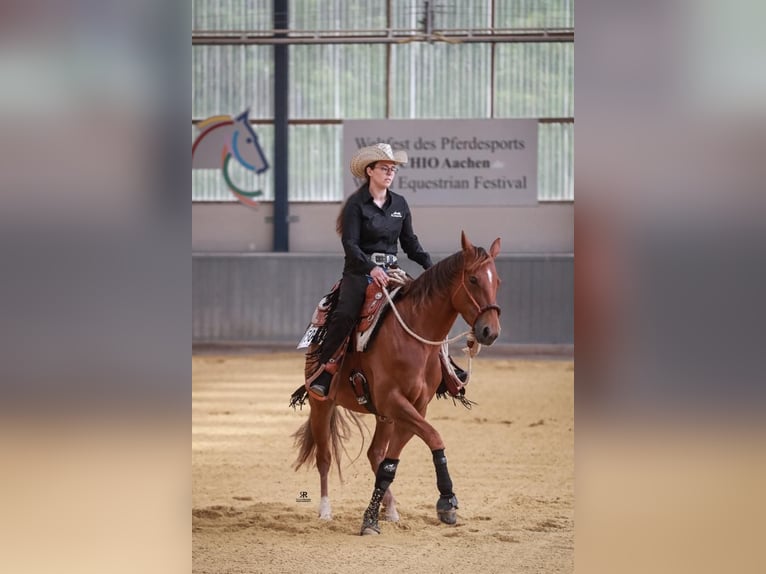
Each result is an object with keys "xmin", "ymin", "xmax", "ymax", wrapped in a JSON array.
[
  {"xmin": 381, "ymin": 285, "xmax": 473, "ymax": 347},
  {"xmin": 380, "ymin": 260, "xmax": 501, "ymax": 384},
  {"xmin": 381, "ymin": 268, "xmax": 493, "ymax": 384},
  {"xmin": 380, "ymin": 286, "xmax": 478, "ymax": 383}
]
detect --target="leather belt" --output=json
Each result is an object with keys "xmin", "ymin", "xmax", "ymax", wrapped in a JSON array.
[{"xmin": 369, "ymin": 252, "xmax": 398, "ymax": 266}]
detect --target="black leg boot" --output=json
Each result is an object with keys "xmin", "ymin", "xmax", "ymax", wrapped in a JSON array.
[
  {"xmin": 360, "ymin": 488, "xmax": 385, "ymax": 535},
  {"xmin": 433, "ymin": 449, "xmax": 458, "ymax": 525},
  {"xmin": 360, "ymin": 458, "xmax": 399, "ymax": 535}
]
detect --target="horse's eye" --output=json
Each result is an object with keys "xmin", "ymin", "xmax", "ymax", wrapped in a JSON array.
[
  {"xmin": 468, "ymin": 275, "xmax": 478, "ymax": 285},
  {"xmin": 246, "ymin": 138, "xmax": 253, "ymax": 144}
]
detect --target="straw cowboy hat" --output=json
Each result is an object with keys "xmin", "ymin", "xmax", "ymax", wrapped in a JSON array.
[{"xmin": 350, "ymin": 143, "xmax": 408, "ymax": 179}]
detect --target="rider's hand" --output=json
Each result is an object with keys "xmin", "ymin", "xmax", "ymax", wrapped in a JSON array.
[{"xmin": 370, "ymin": 266, "xmax": 389, "ymax": 288}]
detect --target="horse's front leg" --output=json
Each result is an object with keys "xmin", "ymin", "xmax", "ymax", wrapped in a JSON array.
[
  {"xmin": 431, "ymin": 448, "xmax": 458, "ymax": 525},
  {"xmin": 386, "ymin": 394, "xmax": 459, "ymax": 526}
]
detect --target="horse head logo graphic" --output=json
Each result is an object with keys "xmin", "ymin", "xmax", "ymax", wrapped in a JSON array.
[{"xmin": 192, "ymin": 109, "xmax": 269, "ymax": 207}]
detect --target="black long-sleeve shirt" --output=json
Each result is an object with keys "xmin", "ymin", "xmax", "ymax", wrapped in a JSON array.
[{"xmin": 340, "ymin": 186, "xmax": 432, "ymax": 275}]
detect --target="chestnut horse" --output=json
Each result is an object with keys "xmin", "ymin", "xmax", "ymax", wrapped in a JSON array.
[{"xmin": 292, "ymin": 232, "xmax": 502, "ymax": 535}]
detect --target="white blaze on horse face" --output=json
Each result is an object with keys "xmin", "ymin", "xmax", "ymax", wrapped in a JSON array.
[{"xmin": 487, "ymin": 268, "xmax": 493, "ymax": 286}]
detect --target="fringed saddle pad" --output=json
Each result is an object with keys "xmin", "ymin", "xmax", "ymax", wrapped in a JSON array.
[{"xmin": 296, "ymin": 280, "xmax": 341, "ymax": 350}]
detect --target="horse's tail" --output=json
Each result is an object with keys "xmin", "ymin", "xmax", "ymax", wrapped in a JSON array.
[{"xmin": 291, "ymin": 405, "xmax": 367, "ymax": 482}]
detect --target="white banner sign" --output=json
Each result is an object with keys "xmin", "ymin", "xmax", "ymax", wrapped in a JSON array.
[{"xmin": 343, "ymin": 119, "xmax": 538, "ymax": 206}]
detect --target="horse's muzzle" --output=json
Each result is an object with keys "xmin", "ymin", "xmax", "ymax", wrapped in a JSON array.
[{"xmin": 474, "ymin": 315, "xmax": 500, "ymax": 345}]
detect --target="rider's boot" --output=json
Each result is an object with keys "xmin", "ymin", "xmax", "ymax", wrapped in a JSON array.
[{"xmin": 309, "ymin": 368, "xmax": 333, "ymax": 397}]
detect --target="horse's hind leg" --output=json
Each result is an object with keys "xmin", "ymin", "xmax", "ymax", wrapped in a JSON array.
[
  {"xmin": 368, "ymin": 419, "xmax": 400, "ymax": 522},
  {"xmin": 310, "ymin": 401, "xmax": 333, "ymax": 520}
]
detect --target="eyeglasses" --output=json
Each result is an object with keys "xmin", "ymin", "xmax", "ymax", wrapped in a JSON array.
[{"xmin": 376, "ymin": 166, "xmax": 399, "ymax": 175}]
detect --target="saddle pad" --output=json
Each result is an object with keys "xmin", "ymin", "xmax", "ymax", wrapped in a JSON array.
[{"xmin": 296, "ymin": 280, "xmax": 340, "ymax": 349}]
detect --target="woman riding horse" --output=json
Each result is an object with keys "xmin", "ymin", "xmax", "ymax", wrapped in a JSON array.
[{"xmin": 307, "ymin": 143, "xmax": 435, "ymax": 399}]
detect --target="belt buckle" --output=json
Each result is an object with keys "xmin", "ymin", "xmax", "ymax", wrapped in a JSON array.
[{"xmin": 371, "ymin": 253, "xmax": 396, "ymax": 267}]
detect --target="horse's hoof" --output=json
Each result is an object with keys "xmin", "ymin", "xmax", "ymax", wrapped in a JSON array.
[
  {"xmin": 438, "ymin": 508, "xmax": 457, "ymax": 525},
  {"xmin": 360, "ymin": 525, "xmax": 381, "ymax": 536},
  {"xmin": 436, "ymin": 495, "xmax": 459, "ymax": 525}
]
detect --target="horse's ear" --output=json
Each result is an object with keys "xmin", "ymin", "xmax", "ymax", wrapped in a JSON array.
[
  {"xmin": 489, "ymin": 237, "xmax": 501, "ymax": 258},
  {"xmin": 461, "ymin": 230, "xmax": 474, "ymax": 252}
]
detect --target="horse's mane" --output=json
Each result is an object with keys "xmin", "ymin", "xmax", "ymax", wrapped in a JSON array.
[{"xmin": 401, "ymin": 245, "xmax": 491, "ymax": 308}]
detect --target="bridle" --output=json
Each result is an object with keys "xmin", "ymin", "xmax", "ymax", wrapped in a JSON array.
[{"xmin": 452, "ymin": 265, "xmax": 502, "ymax": 328}]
